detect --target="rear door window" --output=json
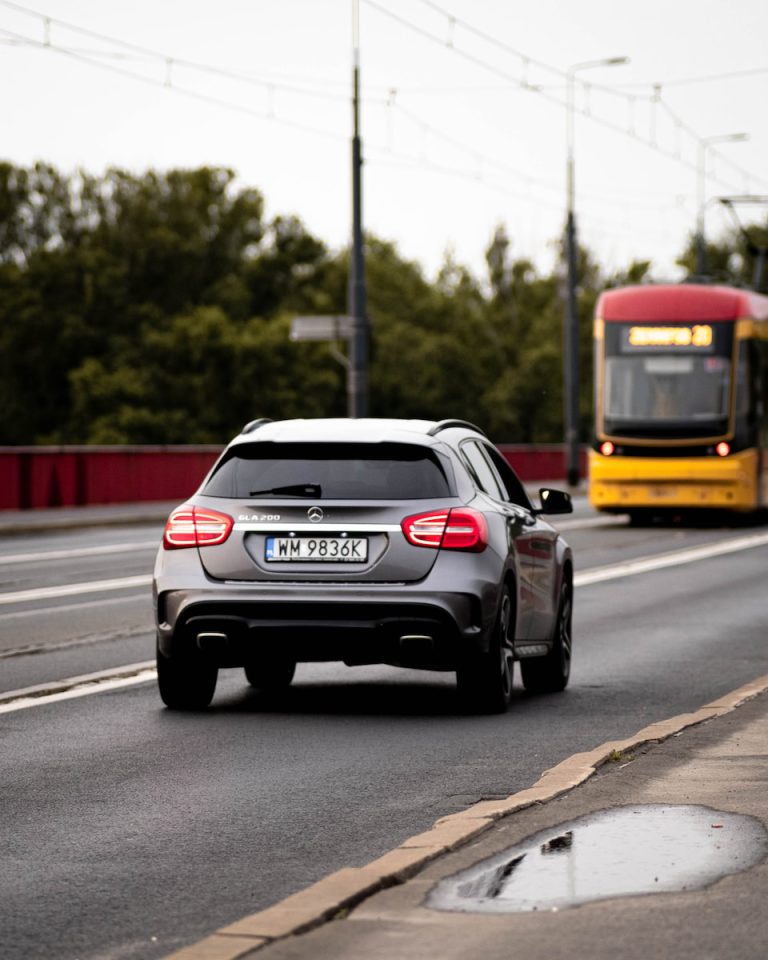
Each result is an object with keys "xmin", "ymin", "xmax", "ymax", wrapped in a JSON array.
[
  {"xmin": 461, "ymin": 441, "xmax": 507, "ymax": 501},
  {"xmin": 482, "ymin": 444, "xmax": 533, "ymax": 509},
  {"xmin": 203, "ymin": 442, "xmax": 454, "ymax": 500}
]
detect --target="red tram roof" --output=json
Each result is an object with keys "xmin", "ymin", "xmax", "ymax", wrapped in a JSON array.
[{"xmin": 597, "ymin": 284, "xmax": 768, "ymax": 323}]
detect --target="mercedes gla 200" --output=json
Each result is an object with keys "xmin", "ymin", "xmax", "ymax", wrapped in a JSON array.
[{"xmin": 154, "ymin": 418, "xmax": 573, "ymax": 713}]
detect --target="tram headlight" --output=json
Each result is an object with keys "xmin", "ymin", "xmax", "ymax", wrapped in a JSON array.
[
  {"xmin": 715, "ymin": 442, "xmax": 730, "ymax": 457},
  {"xmin": 600, "ymin": 441, "xmax": 615, "ymax": 456}
]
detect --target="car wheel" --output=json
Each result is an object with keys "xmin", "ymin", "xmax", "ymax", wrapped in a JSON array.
[
  {"xmin": 244, "ymin": 656, "xmax": 296, "ymax": 692},
  {"xmin": 521, "ymin": 578, "xmax": 572, "ymax": 694},
  {"xmin": 456, "ymin": 585, "xmax": 514, "ymax": 714},
  {"xmin": 156, "ymin": 642, "xmax": 218, "ymax": 710}
]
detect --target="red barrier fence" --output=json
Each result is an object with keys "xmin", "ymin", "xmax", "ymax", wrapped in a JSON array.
[
  {"xmin": 0, "ymin": 446, "xmax": 222, "ymax": 511},
  {"xmin": 0, "ymin": 444, "xmax": 587, "ymax": 511},
  {"xmin": 498, "ymin": 445, "xmax": 588, "ymax": 484}
]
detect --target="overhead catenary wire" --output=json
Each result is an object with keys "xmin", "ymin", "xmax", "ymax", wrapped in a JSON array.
[
  {"xmin": 0, "ymin": 0, "xmax": 764, "ymax": 258},
  {"xmin": 0, "ymin": 0, "xmax": 375, "ymax": 104},
  {"xmin": 0, "ymin": 7, "xmax": 661, "ymax": 217},
  {"xmin": 4, "ymin": 0, "xmax": 762, "ymax": 195},
  {"xmin": 4, "ymin": 0, "xmax": 764, "ymax": 197},
  {"xmin": 0, "ymin": 25, "xmax": 352, "ymax": 145},
  {"xmin": 363, "ymin": 0, "xmax": 768, "ymax": 194}
]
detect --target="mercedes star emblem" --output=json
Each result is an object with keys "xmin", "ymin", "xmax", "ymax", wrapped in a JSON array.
[{"xmin": 307, "ymin": 506, "xmax": 324, "ymax": 522}]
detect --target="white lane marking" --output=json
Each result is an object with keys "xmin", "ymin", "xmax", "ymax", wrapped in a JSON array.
[
  {"xmin": 0, "ymin": 540, "xmax": 158, "ymax": 566},
  {"xmin": 0, "ymin": 575, "xmax": 151, "ymax": 606},
  {"xmin": 0, "ymin": 594, "xmax": 149, "ymax": 623},
  {"xmin": 0, "ymin": 662, "xmax": 156, "ymax": 714},
  {"xmin": 554, "ymin": 515, "xmax": 628, "ymax": 532},
  {"xmin": 1, "ymin": 526, "xmax": 766, "ymax": 616},
  {"xmin": 574, "ymin": 531, "xmax": 768, "ymax": 586},
  {"xmin": 2, "ymin": 531, "xmax": 768, "ymax": 713}
]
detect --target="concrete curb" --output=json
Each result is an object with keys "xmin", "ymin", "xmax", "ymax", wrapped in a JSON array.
[{"xmin": 163, "ymin": 672, "xmax": 768, "ymax": 960}]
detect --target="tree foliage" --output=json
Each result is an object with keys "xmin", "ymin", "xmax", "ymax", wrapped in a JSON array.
[{"xmin": 5, "ymin": 161, "xmax": 750, "ymax": 446}]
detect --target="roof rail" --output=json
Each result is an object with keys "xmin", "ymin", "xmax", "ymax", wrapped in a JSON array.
[
  {"xmin": 427, "ymin": 419, "xmax": 486, "ymax": 437},
  {"xmin": 241, "ymin": 418, "xmax": 273, "ymax": 434}
]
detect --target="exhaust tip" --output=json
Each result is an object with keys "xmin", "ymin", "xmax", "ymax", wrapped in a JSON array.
[{"xmin": 196, "ymin": 631, "xmax": 228, "ymax": 651}]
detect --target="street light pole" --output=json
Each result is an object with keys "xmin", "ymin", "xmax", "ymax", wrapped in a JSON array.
[
  {"xmin": 695, "ymin": 132, "xmax": 749, "ymax": 277},
  {"xmin": 348, "ymin": 0, "xmax": 368, "ymax": 418},
  {"xmin": 563, "ymin": 56, "xmax": 628, "ymax": 488}
]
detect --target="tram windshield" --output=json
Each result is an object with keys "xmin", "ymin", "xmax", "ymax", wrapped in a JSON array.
[{"xmin": 604, "ymin": 353, "xmax": 731, "ymax": 424}]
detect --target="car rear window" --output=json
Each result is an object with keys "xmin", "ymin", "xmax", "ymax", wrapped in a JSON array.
[{"xmin": 203, "ymin": 442, "xmax": 454, "ymax": 500}]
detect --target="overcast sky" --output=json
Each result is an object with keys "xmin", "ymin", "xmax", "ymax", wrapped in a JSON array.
[{"xmin": 2, "ymin": 0, "xmax": 768, "ymax": 282}]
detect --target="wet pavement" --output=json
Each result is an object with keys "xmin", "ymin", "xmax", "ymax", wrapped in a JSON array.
[{"xmin": 239, "ymin": 685, "xmax": 768, "ymax": 960}]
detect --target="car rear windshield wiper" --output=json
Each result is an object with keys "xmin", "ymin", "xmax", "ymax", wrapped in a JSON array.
[{"xmin": 248, "ymin": 483, "xmax": 322, "ymax": 497}]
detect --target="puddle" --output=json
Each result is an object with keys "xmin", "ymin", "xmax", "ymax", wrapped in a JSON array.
[{"xmin": 427, "ymin": 805, "xmax": 768, "ymax": 913}]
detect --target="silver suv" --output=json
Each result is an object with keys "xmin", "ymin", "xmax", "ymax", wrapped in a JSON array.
[{"xmin": 153, "ymin": 418, "xmax": 573, "ymax": 713}]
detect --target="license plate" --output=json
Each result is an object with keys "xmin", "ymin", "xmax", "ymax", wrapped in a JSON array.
[{"xmin": 265, "ymin": 536, "xmax": 368, "ymax": 562}]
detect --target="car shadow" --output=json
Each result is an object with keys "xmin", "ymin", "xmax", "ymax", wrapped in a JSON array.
[{"xmin": 208, "ymin": 676, "xmax": 529, "ymax": 719}]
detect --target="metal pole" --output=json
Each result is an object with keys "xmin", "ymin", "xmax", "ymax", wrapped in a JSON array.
[
  {"xmin": 348, "ymin": 0, "xmax": 368, "ymax": 418},
  {"xmin": 695, "ymin": 141, "xmax": 707, "ymax": 276},
  {"xmin": 564, "ymin": 212, "xmax": 580, "ymax": 488},
  {"xmin": 564, "ymin": 67, "xmax": 580, "ymax": 488},
  {"xmin": 753, "ymin": 248, "xmax": 766, "ymax": 292},
  {"xmin": 562, "ymin": 57, "xmax": 629, "ymax": 488}
]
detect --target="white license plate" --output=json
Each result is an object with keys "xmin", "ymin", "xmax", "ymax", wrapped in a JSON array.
[{"xmin": 265, "ymin": 536, "xmax": 368, "ymax": 562}]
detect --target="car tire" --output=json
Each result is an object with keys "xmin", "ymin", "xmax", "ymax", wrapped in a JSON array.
[
  {"xmin": 156, "ymin": 642, "xmax": 218, "ymax": 710},
  {"xmin": 244, "ymin": 657, "xmax": 296, "ymax": 692},
  {"xmin": 521, "ymin": 577, "xmax": 572, "ymax": 694},
  {"xmin": 456, "ymin": 585, "xmax": 514, "ymax": 714}
]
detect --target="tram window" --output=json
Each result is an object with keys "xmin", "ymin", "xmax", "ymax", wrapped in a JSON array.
[
  {"xmin": 734, "ymin": 343, "xmax": 751, "ymax": 418},
  {"xmin": 759, "ymin": 342, "xmax": 768, "ymax": 448},
  {"xmin": 605, "ymin": 354, "xmax": 730, "ymax": 422}
]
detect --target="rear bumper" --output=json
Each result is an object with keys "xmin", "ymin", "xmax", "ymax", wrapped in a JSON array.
[
  {"xmin": 588, "ymin": 449, "xmax": 760, "ymax": 512},
  {"xmin": 156, "ymin": 587, "xmax": 484, "ymax": 671}
]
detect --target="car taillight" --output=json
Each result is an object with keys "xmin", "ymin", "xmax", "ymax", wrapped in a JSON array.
[
  {"xmin": 401, "ymin": 508, "xmax": 487, "ymax": 552},
  {"xmin": 163, "ymin": 506, "xmax": 234, "ymax": 550}
]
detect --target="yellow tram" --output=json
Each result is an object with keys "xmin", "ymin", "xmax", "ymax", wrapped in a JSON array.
[{"xmin": 589, "ymin": 284, "xmax": 768, "ymax": 515}]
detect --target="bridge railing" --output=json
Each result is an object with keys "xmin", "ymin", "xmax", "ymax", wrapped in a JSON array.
[{"xmin": 0, "ymin": 444, "xmax": 587, "ymax": 510}]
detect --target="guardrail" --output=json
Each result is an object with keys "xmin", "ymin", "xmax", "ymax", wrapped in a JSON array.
[{"xmin": 0, "ymin": 444, "xmax": 587, "ymax": 511}]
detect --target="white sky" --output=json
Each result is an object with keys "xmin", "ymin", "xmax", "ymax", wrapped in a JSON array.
[{"xmin": 2, "ymin": 0, "xmax": 768, "ymax": 283}]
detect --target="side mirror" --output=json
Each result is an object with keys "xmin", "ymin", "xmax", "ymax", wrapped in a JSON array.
[{"xmin": 536, "ymin": 488, "xmax": 573, "ymax": 516}]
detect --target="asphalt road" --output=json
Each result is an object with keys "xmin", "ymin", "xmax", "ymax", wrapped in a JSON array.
[{"xmin": 2, "ymin": 500, "xmax": 767, "ymax": 959}]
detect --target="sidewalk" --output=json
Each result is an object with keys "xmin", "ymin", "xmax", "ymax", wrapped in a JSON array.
[{"xmin": 168, "ymin": 675, "xmax": 768, "ymax": 960}]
